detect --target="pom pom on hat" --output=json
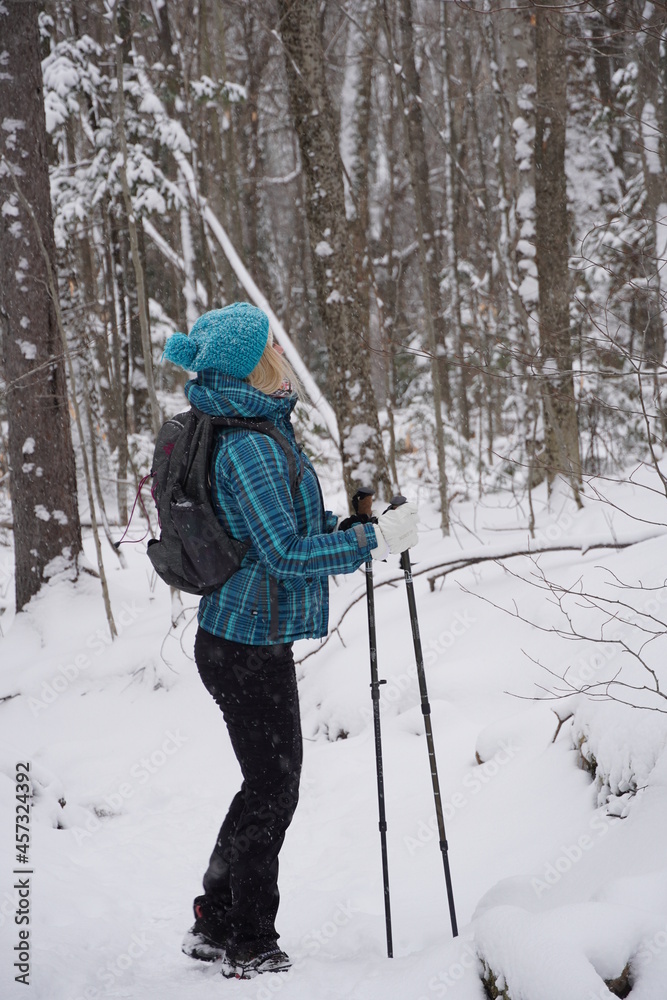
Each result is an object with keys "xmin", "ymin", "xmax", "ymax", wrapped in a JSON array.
[
  {"xmin": 163, "ymin": 302, "xmax": 270, "ymax": 379},
  {"xmin": 163, "ymin": 332, "xmax": 198, "ymax": 369}
]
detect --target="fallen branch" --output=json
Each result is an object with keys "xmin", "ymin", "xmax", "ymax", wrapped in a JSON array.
[
  {"xmin": 297, "ymin": 530, "xmax": 667, "ymax": 665},
  {"xmin": 426, "ymin": 533, "xmax": 667, "ymax": 592}
]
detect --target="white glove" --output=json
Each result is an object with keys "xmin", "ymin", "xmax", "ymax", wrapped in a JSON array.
[
  {"xmin": 370, "ymin": 525, "xmax": 390, "ymax": 561},
  {"xmin": 371, "ymin": 501, "xmax": 419, "ymax": 558}
]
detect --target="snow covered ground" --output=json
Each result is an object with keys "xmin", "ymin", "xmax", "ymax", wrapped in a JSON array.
[{"xmin": 1, "ymin": 468, "xmax": 667, "ymax": 1000}]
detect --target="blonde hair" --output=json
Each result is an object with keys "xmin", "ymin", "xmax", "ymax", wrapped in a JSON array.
[{"xmin": 247, "ymin": 332, "xmax": 303, "ymax": 398}]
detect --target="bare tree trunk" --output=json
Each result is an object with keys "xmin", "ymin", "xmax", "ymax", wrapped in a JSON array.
[
  {"xmin": 479, "ymin": 5, "xmax": 541, "ymax": 482},
  {"xmin": 114, "ymin": 4, "xmax": 161, "ymax": 438},
  {"xmin": 588, "ymin": 0, "xmax": 630, "ymax": 180},
  {"xmin": 393, "ymin": 0, "xmax": 451, "ymax": 408},
  {"xmin": 340, "ymin": 0, "xmax": 376, "ymax": 336},
  {"xmin": 214, "ymin": 2, "xmax": 243, "ymax": 302},
  {"xmin": 442, "ymin": 2, "xmax": 470, "ymax": 442},
  {"xmin": 114, "ymin": 203, "xmax": 142, "ymax": 434},
  {"xmin": 277, "ymin": 0, "xmax": 390, "ymax": 499},
  {"xmin": 458, "ymin": 21, "xmax": 497, "ymax": 461},
  {"xmin": 379, "ymin": 0, "xmax": 449, "ymax": 530},
  {"xmin": 193, "ymin": 0, "xmax": 225, "ymax": 306},
  {"xmin": 479, "ymin": 8, "xmax": 531, "ymax": 343},
  {"xmin": 0, "ymin": 1, "xmax": 82, "ymax": 611},
  {"xmin": 179, "ymin": 206, "xmax": 200, "ymax": 329},
  {"xmin": 534, "ymin": 0, "xmax": 582, "ymax": 503},
  {"xmin": 107, "ymin": 209, "xmax": 130, "ymax": 520},
  {"xmin": 375, "ymin": 65, "xmax": 401, "ymax": 492},
  {"xmin": 634, "ymin": 11, "xmax": 666, "ymax": 369},
  {"xmin": 239, "ymin": 7, "xmax": 271, "ymax": 289},
  {"xmin": 499, "ymin": 1, "xmax": 539, "ymax": 363}
]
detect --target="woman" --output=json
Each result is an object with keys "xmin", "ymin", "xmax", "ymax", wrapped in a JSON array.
[{"xmin": 163, "ymin": 302, "xmax": 418, "ymax": 980}]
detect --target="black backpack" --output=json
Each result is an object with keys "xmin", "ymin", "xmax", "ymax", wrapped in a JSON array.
[{"xmin": 147, "ymin": 406, "xmax": 303, "ymax": 595}]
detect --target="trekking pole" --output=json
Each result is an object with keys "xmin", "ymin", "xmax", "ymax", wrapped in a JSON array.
[
  {"xmin": 387, "ymin": 495, "xmax": 459, "ymax": 938},
  {"xmin": 353, "ymin": 488, "xmax": 393, "ymax": 958}
]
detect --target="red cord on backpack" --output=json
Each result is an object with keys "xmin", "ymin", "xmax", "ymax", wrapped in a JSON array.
[{"xmin": 115, "ymin": 474, "xmax": 153, "ymax": 547}]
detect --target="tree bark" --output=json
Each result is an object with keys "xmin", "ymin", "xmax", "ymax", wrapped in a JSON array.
[
  {"xmin": 214, "ymin": 2, "xmax": 244, "ymax": 302},
  {"xmin": 375, "ymin": 64, "xmax": 400, "ymax": 491},
  {"xmin": 277, "ymin": 0, "xmax": 390, "ymax": 499},
  {"xmin": 379, "ymin": 0, "xmax": 450, "ymax": 530},
  {"xmin": 443, "ymin": 3, "xmax": 471, "ymax": 442},
  {"xmin": 340, "ymin": 0, "xmax": 376, "ymax": 337},
  {"xmin": 634, "ymin": 9, "xmax": 667, "ymax": 369},
  {"xmin": 239, "ymin": 7, "xmax": 271, "ymax": 289},
  {"xmin": 394, "ymin": 0, "xmax": 451, "ymax": 407},
  {"xmin": 114, "ymin": 4, "xmax": 161, "ymax": 438},
  {"xmin": 0, "ymin": 1, "xmax": 82, "ymax": 611},
  {"xmin": 534, "ymin": 0, "xmax": 582, "ymax": 502},
  {"xmin": 102, "ymin": 211, "xmax": 129, "ymax": 523}
]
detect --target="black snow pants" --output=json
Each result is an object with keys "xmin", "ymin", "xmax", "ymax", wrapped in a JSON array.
[{"xmin": 193, "ymin": 627, "xmax": 303, "ymax": 954}]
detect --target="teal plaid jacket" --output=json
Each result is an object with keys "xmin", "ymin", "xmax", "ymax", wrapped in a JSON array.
[{"xmin": 184, "ymin": 371, "xmax": 377, "ymax": 644}]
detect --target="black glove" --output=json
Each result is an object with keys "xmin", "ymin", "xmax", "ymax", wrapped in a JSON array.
[{"xmin": 338, "ymin": 512, "xmax": 377, "ymax": 532}]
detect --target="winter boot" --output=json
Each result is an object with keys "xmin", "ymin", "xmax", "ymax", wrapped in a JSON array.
[
  {"xmin": 220, "ymin": 946, "xmax": 291, "ymax": 979},
  {"xmin": 181, "ymin": 895, "xmax": 227, "ymax": 962}
]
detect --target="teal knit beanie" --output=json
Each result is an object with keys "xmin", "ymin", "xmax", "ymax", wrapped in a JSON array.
[{"xmin": 163, "ymin": 302, "xmax": 269, "ymax": 379}]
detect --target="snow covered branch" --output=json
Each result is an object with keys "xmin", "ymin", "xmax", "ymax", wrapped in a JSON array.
[
  {"xmin": 298, "ymin": 529, "xmax": 667, "ymax": 666},
  {"xmin": 426, "ymin": 532, "xmax": 666, "ymax": 591},
  {"xmin": 134, "ymin": 64, "xmax": 340, "ymax": 445}
]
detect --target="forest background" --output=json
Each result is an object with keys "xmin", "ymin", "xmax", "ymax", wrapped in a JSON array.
[
  {"xmin": 0, "ymin": 0, "xmax": 666, "ymax": 613},
  {"xmin": 2, "ymin": 5, "xmax": 667, "ymax": 996}
]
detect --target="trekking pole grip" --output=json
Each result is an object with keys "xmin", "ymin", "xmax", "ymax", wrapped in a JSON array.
[
  {"xmin": 386, "ymin": 494, "xmax": 408, "ymax": 515},
  {"xmin": 352, "ymin": 487, "xmax": 375, "ymax": 518}
]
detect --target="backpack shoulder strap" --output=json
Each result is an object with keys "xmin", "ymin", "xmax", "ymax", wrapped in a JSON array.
[
  {"xmin": 190, "ymin": 407, "xmax": 303, "ymax": 496},
  {"xmin": 251, "ymin": 420, "xmax": 304, "ymax": 497}
]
